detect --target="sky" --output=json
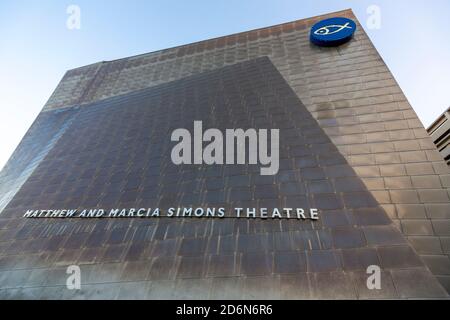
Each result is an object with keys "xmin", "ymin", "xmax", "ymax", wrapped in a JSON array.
[{"xmin": 0, "ymin": 0, "xmax": 449, "ymax": 170}]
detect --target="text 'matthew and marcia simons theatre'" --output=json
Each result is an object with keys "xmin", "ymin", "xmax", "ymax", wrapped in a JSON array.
[{"xmin": 0, "ymin": 9, "xmax": 449, "ymax": 299}]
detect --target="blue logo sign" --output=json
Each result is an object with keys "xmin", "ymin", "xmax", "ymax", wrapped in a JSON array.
[{"xmin": 310, "ymin": 17, "xmax": 356, "ymax": 47}]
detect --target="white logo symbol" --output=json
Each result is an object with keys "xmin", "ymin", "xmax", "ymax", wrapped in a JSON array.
[{"xmin": 314, "ymin": 22, "xmax": 352, "ymax": 36}]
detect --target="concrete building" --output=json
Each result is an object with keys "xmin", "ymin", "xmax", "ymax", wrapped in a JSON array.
[
  {"xmin": 0, "ymin": 9, "xmax": 449, "ymax": 299},
  {"xmin": 427, "ymin": 107, "xmax": 450, "ymax": 166}
]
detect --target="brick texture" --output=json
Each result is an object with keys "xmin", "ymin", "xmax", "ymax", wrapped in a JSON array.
[{"xmin": 0, "ymin": 9, "xmax": 449, "ymax": 299}]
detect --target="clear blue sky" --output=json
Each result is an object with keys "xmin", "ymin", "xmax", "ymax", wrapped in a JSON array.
[{"xmin": 1, "ymin": 0, "xmax": 449, "ymax": 169}]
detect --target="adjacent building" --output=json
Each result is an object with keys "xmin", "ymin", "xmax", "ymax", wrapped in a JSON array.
[
  {"xmin": 427, "ymin": 107, "xmax": 450, "ymax": 166},
  {"xmin": 0, "ymin": 9, "xmax": 449, "ymax": 299}
]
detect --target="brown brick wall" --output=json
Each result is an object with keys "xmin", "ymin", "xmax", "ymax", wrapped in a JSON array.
[{"xmin": 41, "ymin": 9, "xmax": 450, "ymax": 293}]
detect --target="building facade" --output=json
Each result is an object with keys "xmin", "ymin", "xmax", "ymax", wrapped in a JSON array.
[
  {"xmin": 0, "ymin": 9, "xmax": 449, "ymax": 299},
  {"xmin": 427, "ymin": 107, "xmax": 450, "ymax": 166}
]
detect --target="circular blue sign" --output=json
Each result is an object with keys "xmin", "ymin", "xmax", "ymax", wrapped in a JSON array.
[{"xmin": 310, "ymin": 17, "xmax": 356, "ymax": 47}]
